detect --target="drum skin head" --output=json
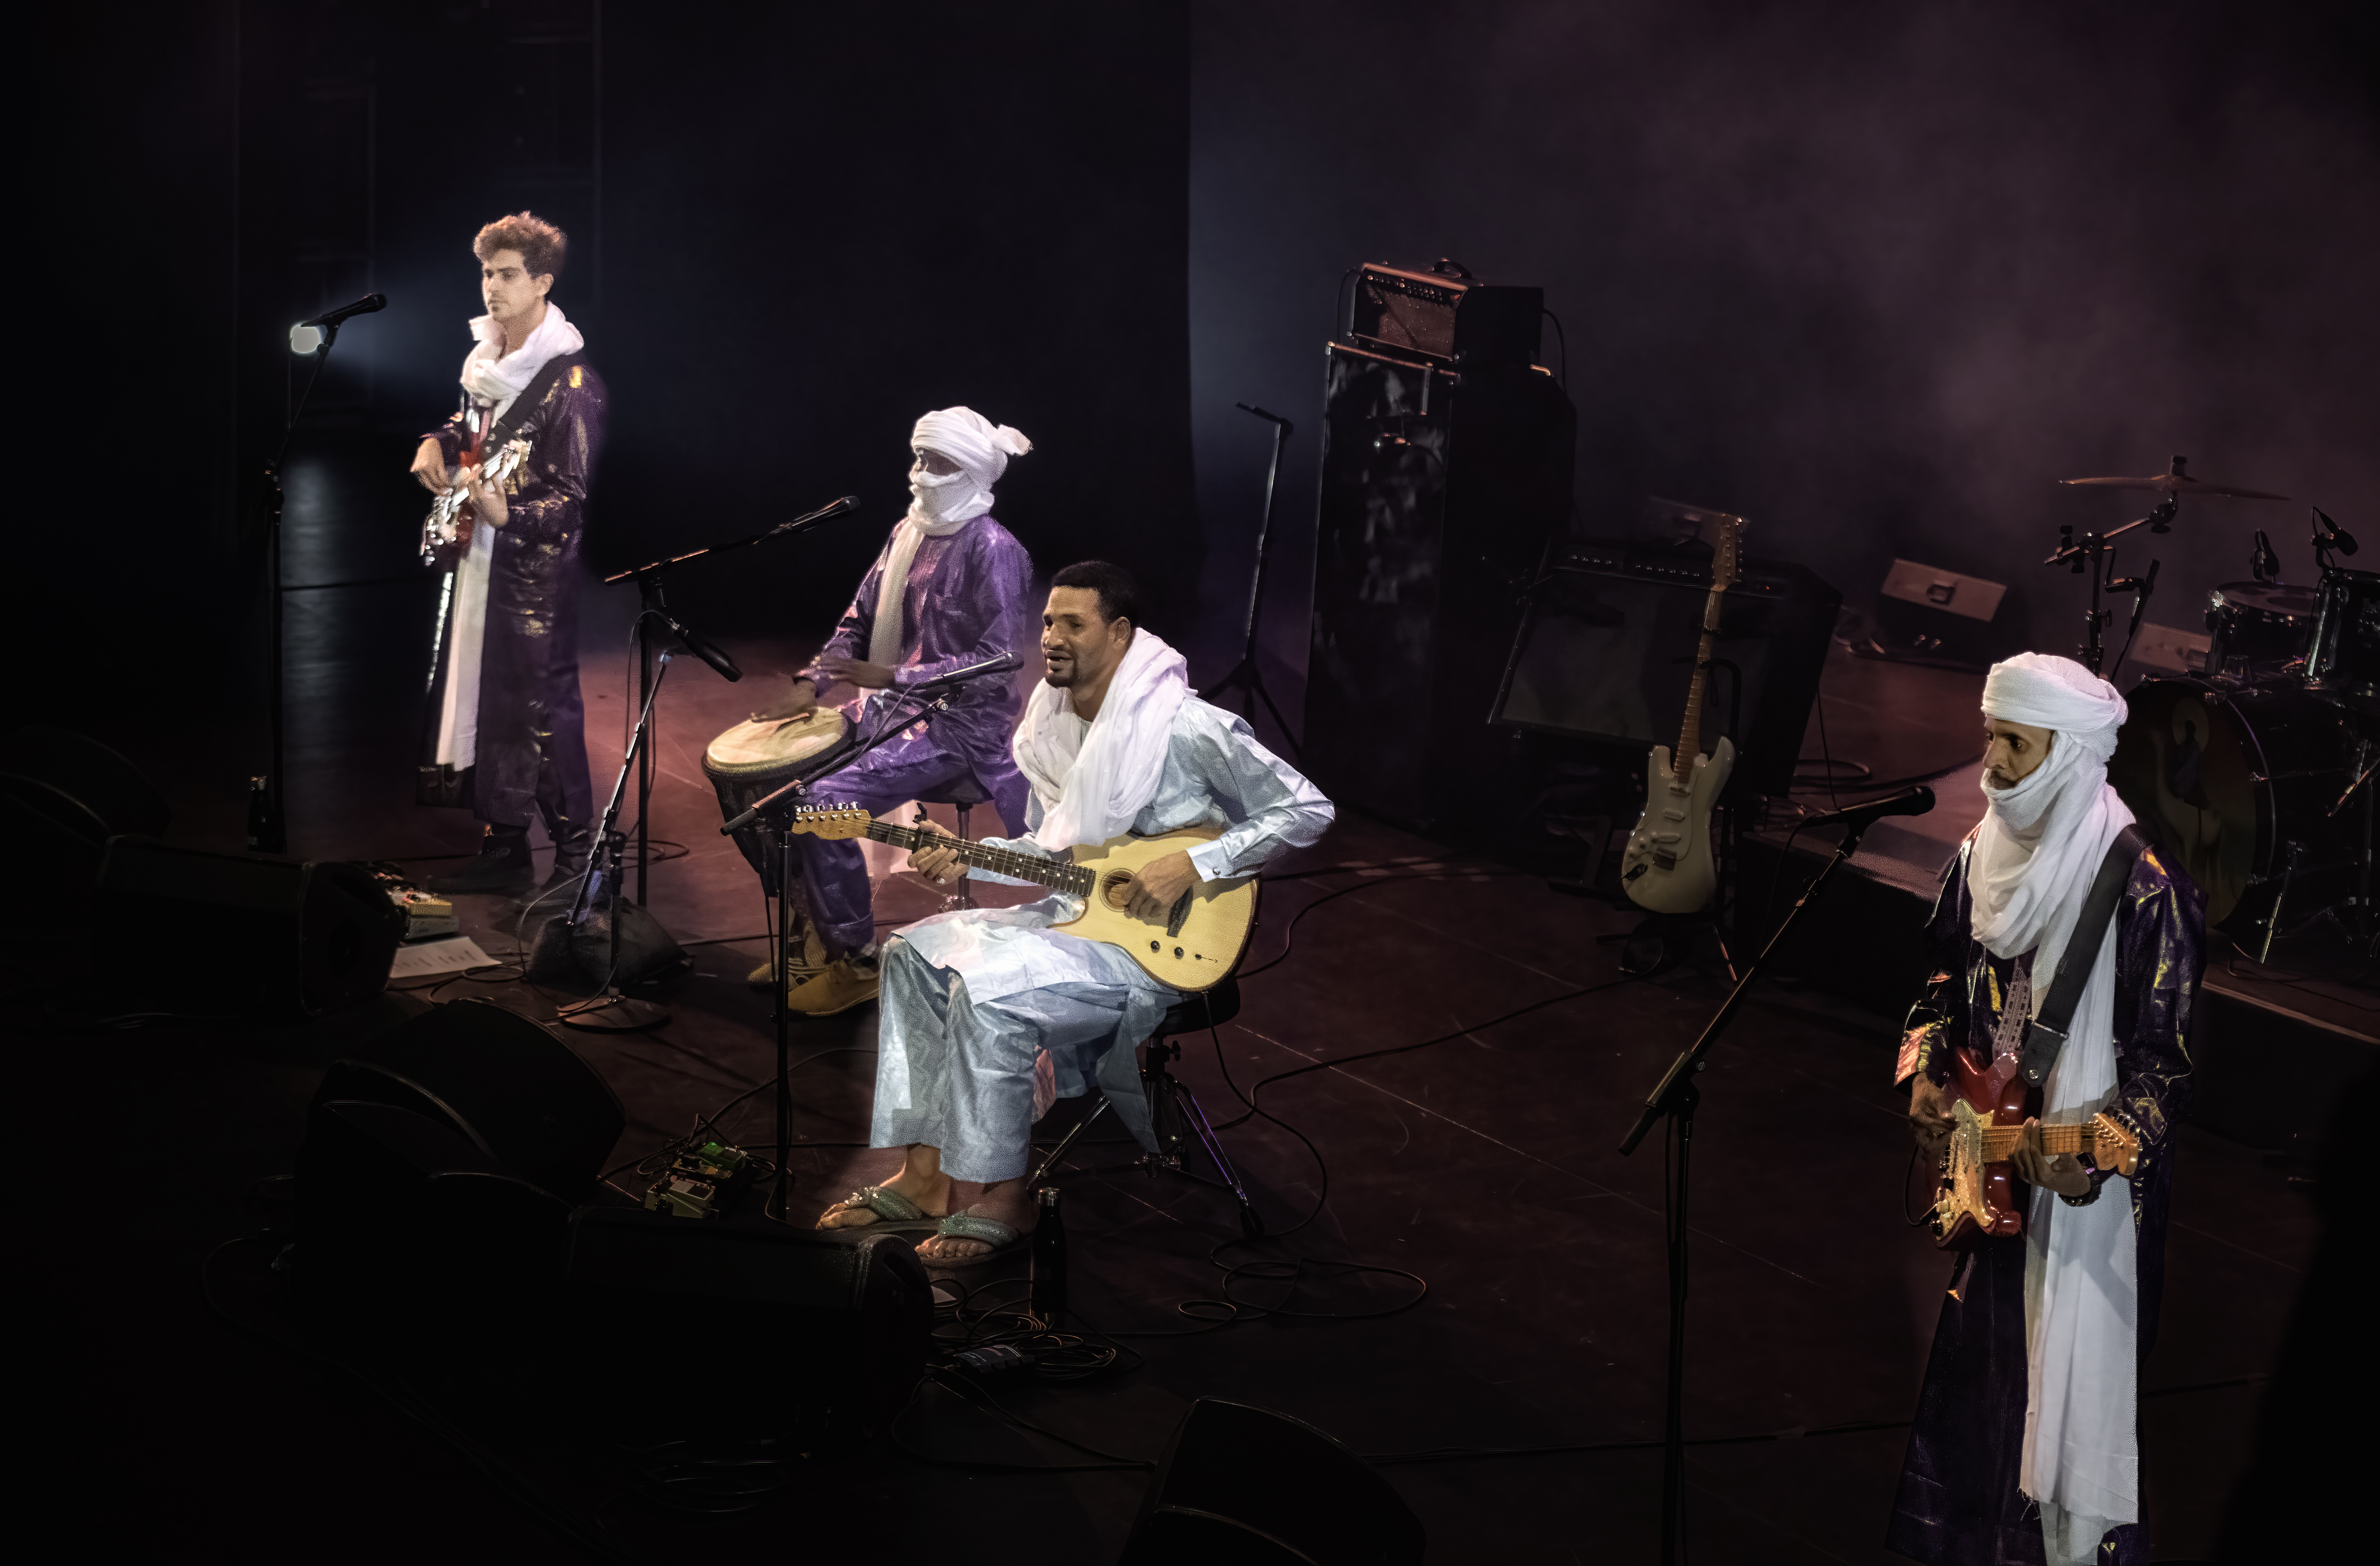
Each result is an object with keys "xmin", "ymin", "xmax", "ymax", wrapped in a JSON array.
[
  {"xmin": 703, "ymin": 710, "xmax": 849, "ymax": 776},
  {"xmin": 2110, "ymin": 681, "xmax": 2257, "ymax": 922}
]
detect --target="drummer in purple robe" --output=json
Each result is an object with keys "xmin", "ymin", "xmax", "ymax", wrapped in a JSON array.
[{"xmin": 752, "ymin": 407, "xmax": 1038, "ymax": 1015}]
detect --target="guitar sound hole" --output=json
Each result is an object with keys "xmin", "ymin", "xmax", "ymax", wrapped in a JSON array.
[{"xmin": 1101, "ymin": 872, "xmax": 1136, "ymax": 912}]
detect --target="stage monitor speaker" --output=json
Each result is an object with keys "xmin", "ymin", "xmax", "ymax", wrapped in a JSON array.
[
  {"xmin": 93, "ymin": 836, "xmax": 404, "ymax": 1019},
  {"xmin": 1873, "ymin": 557, "xmax": 2014, "ymax": 666},
  {"xmin": 295, "ymin": 1098, "xmax": 573, "ymax": 1302},
  {"xmin": 1489, "ymin": 535, "xmax": 1840, "ymax": 797},
  {"xmin": 1304, "ymin": 339, "xmax": 1575, "ymax": 829},
  {"xmin": 3, "ymin": 727, "xmax": 173, "ymax": 923},
  {"xmin": 1118, "ymin": 1398, "xmax": 1425, "ymax": 1566},
  {"xmin": 311, "ymin": 998, "xmax": 626, "ymax": 1204},
  {"xmin": 566, "ymin": 1207, "xmax": 933, "ymax": 1451}
]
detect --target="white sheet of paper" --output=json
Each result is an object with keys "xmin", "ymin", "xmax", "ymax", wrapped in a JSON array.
[{"xmin": 390, "ymin": 935, "xmax": 495, "ymax": 978}]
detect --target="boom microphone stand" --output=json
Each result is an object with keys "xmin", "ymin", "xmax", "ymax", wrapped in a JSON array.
[
  {"xmin": 1201, "ymin": 403, "xmax": 1302, "ymax": 758},
  {"xmin": 716, "ymin": 655, "xmax": 1016, "ymax": 1222},
  {"xmin": 1618, "ymin": 786, "xmax": 1934, "ymax": 1566},
  {"xmin": 553, "ymin": 652, "xmax": 675, "ymax": 1033},
  {"xmin": 602, "ymin": 495, "xmax": 859, "ymax": 902}
]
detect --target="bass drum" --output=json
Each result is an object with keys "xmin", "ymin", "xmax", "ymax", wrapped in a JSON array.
[
  {"xmin": 703, "ymin": 709, "xmax": 852, "ymax": 893},
  {"xmin": 2109, "ymin": 678, "xmax": 2358, "ymax": 935}
]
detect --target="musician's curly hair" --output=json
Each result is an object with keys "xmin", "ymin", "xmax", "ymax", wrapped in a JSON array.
[{"xmin": 474, "ymin": 211, "xmax": 566, "ymax": 279}]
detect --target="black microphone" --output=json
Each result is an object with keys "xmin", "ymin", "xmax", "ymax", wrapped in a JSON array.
[
  {"xmin": 912, "ymin": 652, "xmax": 1021, "ymax": 689},
  {"xmin": 303, "ymin": 293, "xmax": 387, "ymax": 327},
  {"xmin": 2252, "ymin": 529, "xmax": 2283, "ymax": 583},
  {"xmin": 676, "ymin": 627, "xmax": 742, "ymax": 683},
  {"xmin": 1797, "ymin": 785, "xmax": 1935, "ymax": 833},
  {"xmin": 2315, "ymin": 506, "xmax": 2359, "ymax": 557},
  {"xmin": 774, "ymin": 495, "xmax": 860, "ymax": 533}
]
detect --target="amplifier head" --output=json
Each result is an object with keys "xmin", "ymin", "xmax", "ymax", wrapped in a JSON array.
[{"xmin": 1346, "ymin": 260, "xmax": 1542, "ymax": 368}]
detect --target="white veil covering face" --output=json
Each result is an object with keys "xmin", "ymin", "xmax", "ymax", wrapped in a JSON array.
[
  {"xmin": 868, "ymin": 407, "xmax": 1032, "ymax": 668},
  {"xmin": 1012, "ymin": 627, "xmax": 1189, "ymax": 851},
  {"xmin": 1975, "ymin": 654, "xmax": 2140, "ymax": 1555}
]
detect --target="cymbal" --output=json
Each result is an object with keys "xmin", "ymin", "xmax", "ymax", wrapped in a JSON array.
[{"xmin": 2059, "ymin": 454, "xmax": 2287, "ymax": 501}]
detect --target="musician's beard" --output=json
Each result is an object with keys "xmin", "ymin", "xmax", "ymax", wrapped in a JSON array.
[{"xmin": 1042, "ymin": 652, "xmax": 1077, "ymax": 688}]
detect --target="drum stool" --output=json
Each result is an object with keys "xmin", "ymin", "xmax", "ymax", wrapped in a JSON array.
[
  {"xmin": 917, "ymin": 773, "xmax": 992, "ymax": 912},
  {"xmin": 1028, "ymin": 977, "xmax": 1263, "ymax": 1239}
]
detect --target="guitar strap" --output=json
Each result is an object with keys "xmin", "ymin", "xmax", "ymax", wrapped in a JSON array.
[
  {"xmin": 472, "ymin": 351, "xmax": 584, "ymax": 455},
  {"xmin": 2018, "ymin": 822, "xmax": 2151, "ymax": 1088}
]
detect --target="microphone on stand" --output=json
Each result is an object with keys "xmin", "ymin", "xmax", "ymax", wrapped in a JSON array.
[
  {"xmin": 303, "ymin": 294, "xmax": 388, "ymax": 327},
  {"xmin": 911, "ymin": 652, "xmax": 1021, "ymax": 689},
  {"xmin": 674, "ymin": 626, "xmax": 742, "ymax": 682},
  {"xmin": 1796, "ymin": 785, "xmax": 1936, "ymax": 833},
  {"xmin": 2314, "ymin": 506, "xmax": 2358, "ymax": 557}
]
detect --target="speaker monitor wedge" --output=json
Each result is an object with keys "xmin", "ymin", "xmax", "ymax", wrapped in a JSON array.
[{"xmin": 1119, "ymin": 1398, "xmax": 1425, "ymax": 1566}]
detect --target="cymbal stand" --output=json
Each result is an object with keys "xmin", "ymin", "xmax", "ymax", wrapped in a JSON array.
[
  {"xmin": 1201, "ymin": 403, "xmax": 1302, "ymax": 758},
  {"xmin": 2047, "ymin": 496, "xmax": 2172, "ymax": 676}
]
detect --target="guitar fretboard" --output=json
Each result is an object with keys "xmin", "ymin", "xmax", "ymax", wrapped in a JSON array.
[
  {"xmin": 869, "ymin": 822, "xmax": 1096, "ymax": 897},
  {"xmin": 1671, "ymin": 524, "xmax": 1741, "ymax": 785},
  {"xmin": 1980, "ymin": 1123, "xmax": 2091, "ymax": 1159}
]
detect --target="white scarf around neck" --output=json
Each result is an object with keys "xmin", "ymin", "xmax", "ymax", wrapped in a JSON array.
[
  {"xmin": 868, "ymin": 408, "xmax": 1030, "ymax": 667},
  {"xmin": 1012, "ymin": 627, "xmax": 1189, "ymax": 850},
  {"xmin": 1971, "ymin": 654, "xmax": 2140, "ymax": 1537},
  {"xmin": 460, "ymin": 302, "xmax": 584, "ymax": 421}
]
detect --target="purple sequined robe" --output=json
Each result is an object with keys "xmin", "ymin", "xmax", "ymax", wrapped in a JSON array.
[
  {"xmin": 418, "ymin": 356, "xmax": 606, "ymax": 836},
  {"xmin": 1887, "ymin": 836, "xmax": 2203, "ymax": 1566},
  {"xmin": 792, "ymin": 514, "xmax": 1036, "ymax": 956}
]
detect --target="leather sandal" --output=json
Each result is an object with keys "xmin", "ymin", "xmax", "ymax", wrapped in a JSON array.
[
  {"xmin": 820, "ymin": 1185, "xmax": 944, "ymax": 1233},
  {"xmin": 918, "ymin": 1209, "xmax": 1030, "ymax": 1266}
]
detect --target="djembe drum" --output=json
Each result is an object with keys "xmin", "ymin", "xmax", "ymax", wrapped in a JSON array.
[{"xmin": 702, "ymin": 709, "xmax": 853, "ymax": 894}]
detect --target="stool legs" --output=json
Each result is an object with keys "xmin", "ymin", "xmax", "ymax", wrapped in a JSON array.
[{"xmin": 1025, "ymin": 1033, "xmax": 1264, "ymax": 1240}]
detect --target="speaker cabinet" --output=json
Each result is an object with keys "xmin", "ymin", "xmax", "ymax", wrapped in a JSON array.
[
  {"xmin": 311, "ymin": 998, "xmax": 626, "ymax": 1204},
  {"xmin": 94, "ymin": 836, "xmax": 403, "ymax": 1018},
  {"xmin": 1120, "ymin": 1399, "xmax": 1425, "ymax": 1565},
  {"xmin": 1304, "ymin": 341, "xmax": 1575, "ymax": 829},
  {"xmin": 567, "ymin": 1209, "xmax": 933, "ymax": 1451}
]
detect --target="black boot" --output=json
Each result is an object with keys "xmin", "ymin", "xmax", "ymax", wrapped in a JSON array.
[
  {"xmin": 525, "ymin": 828, "xmax": 594, "ymax": 912},
  {"xmin": 428, "ymin": 824, "xmax": 535, "ymax": 897}
]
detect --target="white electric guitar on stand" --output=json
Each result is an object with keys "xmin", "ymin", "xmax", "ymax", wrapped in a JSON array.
[{"xmin": 1620, "ymin": 515, "xmax": 1741, "ymax": 914}]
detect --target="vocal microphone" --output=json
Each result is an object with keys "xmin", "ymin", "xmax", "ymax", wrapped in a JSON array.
[
  {"xmin": 1796, "ymin": 785, "xmax": 1935, "ymax": 833},
  {"xmin": 675, "ymin": 628, "xmax": 742, "ymax": 683},
  {"xmin": 913, "ymin": 652, "xmax": 1021, "ymax": 689},
  {"xmin": 302, "ymin": 294, "xmax": 387, "ymax": 328},
  {"xmin": 775, "ymin": 495, "xmax": 860, "ymax": 533},
  {"xmin": 2315, "ymin": 506, "xmax": 2359, "ymax": 557}
]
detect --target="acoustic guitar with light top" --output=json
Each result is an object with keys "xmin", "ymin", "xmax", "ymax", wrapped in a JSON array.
[
  {"xmin": 1620, "ymin": 515, "xmax": 1741, "ymax": 913},
  {"xmin": 776, "ymin": 807, "xmax": 1258, "ymax": 992}
]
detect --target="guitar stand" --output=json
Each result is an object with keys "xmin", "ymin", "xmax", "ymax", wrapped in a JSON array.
[{"xmin": 1030, "ymin": 1037, "xmax": 1265, "ymax": 1242}]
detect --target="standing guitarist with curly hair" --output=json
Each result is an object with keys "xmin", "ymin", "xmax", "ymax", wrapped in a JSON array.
[{"xmin": 411, "ymin": 211, "xmax": 606, "ymax": 906}]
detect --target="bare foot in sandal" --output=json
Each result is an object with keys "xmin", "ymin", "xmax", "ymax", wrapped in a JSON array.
[
  {"xmin": 915, "ymin": 1177, "xmax": 1037, "ymax": 1262},
  {"xmin": 817, "ymin": 1144, "xmax": 951, "ymax": 1229}
]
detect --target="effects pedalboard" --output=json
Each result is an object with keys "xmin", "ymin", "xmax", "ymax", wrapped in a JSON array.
[
  {"xmin": 364, "ymin": 865, "xmax": 457, "ymax": 940},
  {"xmin": 642, "ymin": 1140, "xmax": 753, "ymax": 1220}
]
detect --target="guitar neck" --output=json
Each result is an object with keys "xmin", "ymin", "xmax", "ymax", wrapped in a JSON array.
[
  {"xmin": 1672, "ymin": 623, "xmax": 1719, "ymax": 785},
  {"xmin": 868, "ymin": 822, "xmax": 1094, "ymax": 897},
  {"xmin": 1979, "ymin": 1123, "xmax": 2090, "ymax": 1159}
]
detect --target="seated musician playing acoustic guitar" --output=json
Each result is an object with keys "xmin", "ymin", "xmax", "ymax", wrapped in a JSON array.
[
  {"xmin": 1891, "ymin": 653, "xmax": 2204, "ymax": 1566},
  {"xmin": 817, "ymin": 561, "xmax": 1333, "ymax": 1263}
]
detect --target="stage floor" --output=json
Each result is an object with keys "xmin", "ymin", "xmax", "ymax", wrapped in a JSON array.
[{"xmin": 51, "ymin": 577, "xmax": 2344, "ymax": 1562}]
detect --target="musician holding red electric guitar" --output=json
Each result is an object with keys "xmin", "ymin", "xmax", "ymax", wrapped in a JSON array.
[
  {"xmin": 1888, "ymin": 654, "xmax": 2205, "ymax": 1566},
  {"xmin": 408, "ymin": 212, "xmax": 607, "ymax": 905}
]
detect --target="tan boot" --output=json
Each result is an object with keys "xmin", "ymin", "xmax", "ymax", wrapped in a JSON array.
[
  {"xmin": 785, "ymin": 956, "xmax": 881, "ymax": 1016},
  {"xmin": 747, "ymin": 921, "xmax": 829, "ymax": 988}
]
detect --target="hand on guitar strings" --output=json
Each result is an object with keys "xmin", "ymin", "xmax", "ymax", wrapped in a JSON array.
[
  {"xmin": 908, "ymin": 817, "xmax": 968, "ymax": 887},
  {"xmin": 1123, "ymin": 850, "xmax": 1200, "ymax": 922},
  {"xmin": 409, "ymin": 437, "xmax": 454, "ymax": 495},
  {"xmin": 1907, "ymin": 1076, "xmax": 1953, "ymax": 1164},
  {"xmin": 461, "ymin": 463, "xmax": 507, "ymax": 526},
  {"xmin": 2010, "ymin": 1118, "xmax": 2093, "ymax": 1198}
]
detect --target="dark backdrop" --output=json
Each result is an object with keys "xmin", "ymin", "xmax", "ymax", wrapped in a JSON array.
[
  {"xmin": 31, "ymin": 0, "xmax": 1191, "ymax": 781},
  {"xmin": 1189, "ymin": 0, "xmax": 2380, "ymax": 688}
]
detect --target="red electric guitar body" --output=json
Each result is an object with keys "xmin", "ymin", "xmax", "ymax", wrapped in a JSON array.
[{"xmin": 1934, "ymin": 1048, "xmax": 2034, "ymax": 1248}]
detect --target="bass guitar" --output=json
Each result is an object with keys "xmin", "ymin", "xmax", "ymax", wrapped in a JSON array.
[
  {"xmin": 1930, "ymin": 1046, "xmax": 2140, "ymax": 1248},
  {"xmin": 777, "ymin": 807, "xmax": 1258, "ymax": 992},
  {"xmin": 419, "ymin": 434, "xmax": 532, "ymax": 570},
  {"xmin": 1620, "ymin": 514, "xmax": 1742, "ymax": 913}
]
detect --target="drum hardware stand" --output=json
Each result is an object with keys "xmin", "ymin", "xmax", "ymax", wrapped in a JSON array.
[
  {"xmin": 554, "ymin": 652, "xmax": 676, "ymax": 1033},
  {"xmin": 1201, "ymin": 403, "xmax": 1303, "ymax": 759},
  {"xmin": 1618, "ymin": 792, "xmax": 1926, "ymax": 1566},
  {"xmin": 603, "ymin": 495, "xmax": 860, "ymax": 902},
  {"xmin": 2047, "ymin": 514, "xmax": 2164, "ymax": 677}
]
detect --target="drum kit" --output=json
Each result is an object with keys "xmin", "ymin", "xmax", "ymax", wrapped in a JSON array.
[{"xmin": 2054, "ymin": 458, "xmax": 2376, "ymax": 956}]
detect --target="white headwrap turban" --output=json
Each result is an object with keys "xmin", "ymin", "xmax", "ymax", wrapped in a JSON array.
[
  {"xmin": 866, "ymin": 407, "xmax": 1034, "ymax": 668},
  {"xmin": 1973, "ymin": 652, "xmax": 2142, "ymax": 1541}
]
